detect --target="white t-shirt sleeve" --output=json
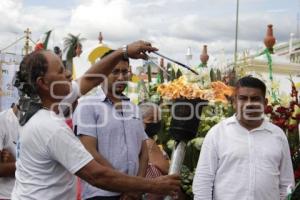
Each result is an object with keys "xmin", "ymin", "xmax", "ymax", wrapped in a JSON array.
[
  {"xmin": 0, "ymin": 128, "xmax": 5, "ymax": 151},
  {"xmin": 47, "ymin": 126, "xmax": 93, "ymax": 174}
]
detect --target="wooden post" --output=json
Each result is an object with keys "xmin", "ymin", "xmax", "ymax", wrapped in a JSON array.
[{"xmin": 24, "ymin": 28, "xmax": 31, "ymax": 55}]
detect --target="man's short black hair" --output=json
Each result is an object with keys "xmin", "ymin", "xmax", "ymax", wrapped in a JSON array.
[
  {"xmin": 236, "ymin": 76, "xmax": 266, "ymax": 97},
  {"xmin": 101, "ymin": 49, "xmax": 129, "ymax": 63}
]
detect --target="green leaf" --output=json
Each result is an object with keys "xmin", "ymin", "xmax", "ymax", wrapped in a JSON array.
[
  {"xmin": 147, "ymin": 64, "xmax": 152, "ymax": 83},
  {"xmin": 63, "ymin": 33, "xmax": 86, "ymax": 60},
  {"xmin": 167, "ymin": 63, "xmax": 172, "ymax": 81},
  {"xmin": 159, "ymin": 68, "xmax": 164, "ymax": 83},
  {"xmin": 176, "ymin": 69, "xmax": 183, "ymax": 79},
  {"xmin": 210, "ymin": 69, "xmax": 216, "ymax": 82},
  {"xmin": 171, "ymin": 68, "xmax": 176, "ymax": 81},
  {"xmin": 216, "ymin": 69, "xmax": 222, "ymax": 81},
  {"xmin": 43, "ymin": 30, "xmax": 52, "ymax": 50}
]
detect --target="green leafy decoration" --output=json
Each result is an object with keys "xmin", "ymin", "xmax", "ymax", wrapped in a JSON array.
[
  {"xmin": 263, "ymin": 48, "xmax": 278, "ymax": 103},
  {"xmin": 176, "ymin": 69, "xmax": 183, "ymax": 79},
  {"xmin": 63, "ymin": 33, "xmax": 86, "ymax": 61},
  {"xmin": 171, "ymin": 68, "xmax": 176, "ymax": 81},
  {"xmin": 147, "ymin": 64, "xmax": 152, "ymax": 83},
  {"xmin": 210, "ymin": 69, "xmax": 216, "ymax": 82}
]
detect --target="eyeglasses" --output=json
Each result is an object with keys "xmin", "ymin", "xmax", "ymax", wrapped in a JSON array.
[{"xmin": 111, "ymin": 69, "xmax": 131, "ymax": 76}]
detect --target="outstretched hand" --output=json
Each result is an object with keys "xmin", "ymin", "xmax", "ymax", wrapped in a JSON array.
[{"xmin": 126, "ymin": 40, "xmax": 158, "ymax": 60}]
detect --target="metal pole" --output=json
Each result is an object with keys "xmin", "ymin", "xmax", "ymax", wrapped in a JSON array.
[
  {"xmin": 297, "ymin": 0, "xmax": 300, "ymax": 39},
  {"xmin": 168, "ymin": 141, "xmax": 187, "ymax": 174},
  {"xmin": 234, "ymin": 0, "xmax": 239, "ymax": 66},
  {"xmin": 164, "ymin": 141, "xmax": 187, "ymax": 200},
  {"xmin": 297, "ymin": 13, "xmax": 300, "ymax": 38}
]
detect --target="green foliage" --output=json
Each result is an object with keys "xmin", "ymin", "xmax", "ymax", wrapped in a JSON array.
[
  {"xmin": 156, "ymin": 104, "xmax": 172, "ymax": 145},
  {"xmin": 171, "ymin": 68, "xmax": 176, "ymax": 81},
  {"xmin": 147, "ymin": 64, "xmax": 152, "ymax": 83},
  {"xmin": 228, "ymin": 68, "xmax": 237, "ymax": 86},
  {"xmin": 43, "ymin": 30, "xmax": 52, "ymax": 50},
  {"xmin": 210, "ymin": 69, "xmax": 216, "ymax": 82},
  {"xmin": 216, "ymin": 69, "xmax": 222, "ymax": 81},
  {"xmin": 159, "ymin": 68, "xmax": 164, "ymax": 83},
  {"xmin": 155, "ymin": 100, "xmax": 234, "ymax": 198},
  {"xmin": 197, "ymin": 63, "xmax": 206, "ymax": 68},
  {"xmin": 176, "ymin": 69, "xmax": 183, "ymax": 79},
  {"xmin": 291, "ymin": 181, "xmax": 300, "ymax": 200},
  {"xmin": 181, "ymin": 165, "xmax": 195, "ymax": 198},
  {"xmin": 63, "ymin": 33, "xmax": 85, "ymax": 61},
  {"xmin": 198, "ymin": 103, "xmax": 234, "ymax": 137},
  {"xmin": 166, "ymin": 63, "xmax": 172, "ymax": 82},
  {"xmin": 149, "ymin": 84, "xmax": 161, "ymax": 103}
]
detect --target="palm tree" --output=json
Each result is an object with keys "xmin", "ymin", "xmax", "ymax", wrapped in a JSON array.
[{"xmin": 63, "ymin": 33, "xmax": 85, "ymax": 72}]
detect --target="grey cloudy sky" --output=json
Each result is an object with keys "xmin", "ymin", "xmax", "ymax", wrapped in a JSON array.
[{"xmin": 0, "ymin": 0, "xmax": 298, "ymax": 66}]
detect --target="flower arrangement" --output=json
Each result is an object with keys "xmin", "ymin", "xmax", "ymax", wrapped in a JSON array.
[
  {"xmin": 265, "ymin": 80, "xmax": 299, "ymax": 140},
  {"xmin": 265, "ymin": 80, "xmax": 300, "ymax": 187},
  {"xmin": 157, "ymin": 76, "xmax": 234, "ymax": 103}
]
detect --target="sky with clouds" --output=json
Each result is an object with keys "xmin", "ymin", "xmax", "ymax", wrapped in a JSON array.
[{"xmin": 0, "ymin": 0, "xmax": 299, "ymax": 66}]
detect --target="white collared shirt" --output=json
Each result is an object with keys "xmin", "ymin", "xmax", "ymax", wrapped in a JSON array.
[
  {"xmin": 192, "ymin": 115, "xmax": 294, "ymax": 200},
  {"xmin": 73, "ymin": 91, "xmax": 148, "ymax": 199}
]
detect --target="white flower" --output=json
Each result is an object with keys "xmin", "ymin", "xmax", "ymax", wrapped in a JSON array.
[{"xmin": 190, "ymin": 137, "xmax": 205, "ymax": 150}]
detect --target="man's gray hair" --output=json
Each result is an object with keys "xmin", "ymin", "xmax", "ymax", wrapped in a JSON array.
[{"xmin": 138, "ymin": 102, "xmax": 160, "ymax": 120}]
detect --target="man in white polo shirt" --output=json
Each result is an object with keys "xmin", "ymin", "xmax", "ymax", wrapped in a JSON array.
[
  {"xmin": 193, "ymin": 76, "xmax": 295, "ymax": 200},
  {"xmin": 0, "ymin": 103, "xmax": 19, "ymax": 200}
]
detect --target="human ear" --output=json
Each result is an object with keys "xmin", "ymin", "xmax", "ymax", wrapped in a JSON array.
[
  {"xmin": 264, "ymin": 98, "xmax": 268, "ymax": 106},
  {"xmin": 36, "ymin": 77, "xmax": 50, "ymax": 92}
]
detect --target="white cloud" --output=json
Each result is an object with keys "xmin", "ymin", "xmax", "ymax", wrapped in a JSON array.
[
  {"xmin": 0, "ymin": 0, "xmax": 70, "ymax": 54},
  {"xmin": 0, "ymin": 0, "xmax": 297, "ymax": 67},
  {"xmin": 0, "ymin": 1, "xmax": 23, "ymax": 34},
  {"xmin": 69, "ymin": 0, "xmax": 140, "ymax": 42}
]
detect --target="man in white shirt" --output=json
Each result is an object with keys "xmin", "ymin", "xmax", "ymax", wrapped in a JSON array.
[
  {"xmin": 11, "ymin": 40, "xmax": 180, "ymax": 200},
  {"xmin": 192, "ymin": 76, "xmax": 294, "ymax": 200},
  {"xmin": 0, "ymin": 104, "xmax": 19, "ymax": 200}
]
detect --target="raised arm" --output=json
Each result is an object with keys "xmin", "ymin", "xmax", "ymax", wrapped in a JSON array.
[{"xmin": 76, "ymin": 41, "xmax": 157, "ymax": 95}]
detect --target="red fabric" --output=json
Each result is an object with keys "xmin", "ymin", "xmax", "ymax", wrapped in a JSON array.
[
  {"xmin": 145, "ymin": 164, "xmax": 165, "ymax": 200},
  {"xmin": 295, "ymin": 166, "xmax": 300, "ymax": 179},
  {"xmin": 34, "ymin": 43, "xmax": 44, "ymax": 51},
  {"xmin": 65, "ymin": 118, "xmax": 73, "ymax": 129},
  {"xmin": 76, "ymin": 178, "xmax": 82, "ymax": 200},
  {"xmin": 146, "ymin": 163, "xmax": 163, "ymax": 178}
]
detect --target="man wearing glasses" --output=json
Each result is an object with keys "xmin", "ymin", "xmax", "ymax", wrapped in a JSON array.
[{"xmin": 73, "ymin": 50, "xmax": 148, "ymax": 200}]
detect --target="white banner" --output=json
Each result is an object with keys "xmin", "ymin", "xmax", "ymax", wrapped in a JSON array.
[{"xmin": 0, "ymin": 54, "xmax": 20, "ymax": 111}]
